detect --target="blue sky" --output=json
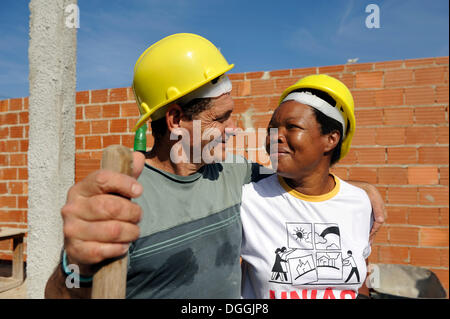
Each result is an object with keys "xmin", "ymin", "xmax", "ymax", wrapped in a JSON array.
[{"xmin": 0, "ymin": 0, "xmax": 448, "ymax": 99}]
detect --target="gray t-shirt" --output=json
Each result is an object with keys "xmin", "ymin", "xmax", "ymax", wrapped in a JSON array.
[{"xmin": 126, "ymin": 155, "xmax": 266, "ymax": 298}]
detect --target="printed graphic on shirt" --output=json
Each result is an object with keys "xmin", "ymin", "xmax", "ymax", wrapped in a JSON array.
[{"xmin": 269, "ymin": 222, "xmax": 360, "ymax": 286}]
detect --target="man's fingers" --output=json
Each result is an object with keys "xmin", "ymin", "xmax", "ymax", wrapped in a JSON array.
[
  {"xmin": 65, "ymin": 218, "xmax": 140, "ymax": 243},
  {"xmin": 132, "ymin": 151, "xmax": 145, "ymax": 180},
  {"xmin": 62, "ymin": 194, "xmax": 142, "ymax": 223},
  {"xmin": 69, "ymin": 169, "xmax": 143, "ymax": 200},
  {"xmin": 66, "ymin": 240, "xmax": 130, "ymax": 266}
]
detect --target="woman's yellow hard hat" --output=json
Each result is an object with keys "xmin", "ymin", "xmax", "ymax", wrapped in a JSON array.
[
  {"xmin": 132, "ymin": 33, "xmax": 234, "ymax": 131},
  {"xmin": 279, "ymin": 74, "xmax": 356, "ymax": 161}
]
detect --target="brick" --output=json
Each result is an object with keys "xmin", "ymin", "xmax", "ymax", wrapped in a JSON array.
[
  {"xmin": 418, "ymin": 146, "xmax": 448, "ymax": 164},
  {"xmin": 110, "ymin": 119, "xmax": 128, "ymax": 133},
  {"xmin": 414, "ymin": 106, "xmax": 446, "ymax": 124},
  {"xmin": 383, "ymin": 107, "xmax": 414, "ymax": 125},
  {"xmin": 435, "ymin": 57, "xmax": 449, "ymax": 65},
  {"xmin": 433, "ymin": 269, "xmax": 449, "ymax": 290},
  {"xmin": 75, "ymin": 91, "xmax": 89, "ymax": 104},
  {"xmin": 336, "ymin": 148, "xmax": 357, "ymax": 165},
  {"xmin": 440, "ymin": 208, "xmax": 449, "ymax": 225},
  {"xmin": 352, "ymin": 90, "xmax": 375, "ymax": 107},
  {"xmin": 373, "ymin": 226, "xmax": 389, "ymax": 244},
  {"xmin": 375, "ymin": 89, "xmax": 404, "ymax": 106},
  {"xmin": 436, "ymin": 126, "xmax": 449, "ymax": 144},
  {"xmin": 291, "ymin": 67, "xmax": 317, "ymax": 77},
  {"xmin": 8, "ymin": 181, "xmax": 27, "ymax": 195},
  {"xmin": 378, "ymin": 246, "xmax": 409, "ymax": 264},
  {"xmin": 0, "ymin": 113, "xmax": 18, "ymax": 125},
  {"xmin": 375, "ymin": 127, "xmax": 405, "ymax": 145},
  {"xmin": 404, "ymin": 57, "xmax": 436, "ymax": 67},
  {"xmin": 75, "ymin": 158, "xmax": 100, "ymax": 182},
  {"xmin": 109, "ymin": 88, "xmax": 128, "ymax": 102},
  {"xmin": 0, "ymin": 99, "xmax": 8, "ymax": 112},
  {"xmin": 76, "ymin": 106, "xmax": 83, "ymax": 120},
  {"xmin": 378, "ymin": 167, "xmax": 408, "ymax": 184},
  {"xmin": 246, "ymin": 71, "xmax": 264, "ymax": 80},
  {"xmin": 319, "ymin": 65, "xmax": 345, "ymax": 74},
  {"xmin": 19, "ymin": 112, "xmax": 28, "ymax": 124},
  {"xmin": 435, "ymin": 86, "xmax": 449, "ymax": 103},
  {"xmin": 0, "ymin": 168, "xmax": 17, "ymax": 180},
  {"xmin": 9, "ymin": 98, "xmax": 23, "ymax": 111},
  {"xmin": 0, "ymin": 127, "xmax": 8, "ymax": 139},
  {"xmin": 414, "ymin": 67, "xmax": 447, "ymax": 85},
  {"xmin": 0, "ymin": 210, "xmax": 26, "ymax": 223},
  {"xmin": 419, "ymin": 228, "xmax": 449, "ymax": 247},
  {"xmin": 389, "ymin": 226, "xmax": 419, "ymax": 245},
  {"xmin": 9, "ymin": 154, "xmax": 27, "ymax": 167},
  {"xmin": 0, "ymin": 196, "xmax": 16, "ymax": 208},
  {"xmin": 355, "ymin": 72, "xmax": 383, "ymax": 88},
  {"xmin": 348, "ymin": 167, "xmax": 377, "ymax": 184},
  {"xmin": 75, "ymin": 136, "xmax": 83, "ymax": 150},
  {"xmin": 410, "ymin": 247, "xmax": 442, "ymax": 267},
  {"xmin": 75, "ymin": 121, "xmax": 90, "ymax": 135},
  {"xmin": 385, "ymin": 206, "xmax": 408, "ymax": 224},
  {"xmin": 17, "ymin": 196, "xmax": 28, "ymax": 209},
  {"xmin": 405, "ymin": 87, "xmax": 435, "ymax": 105},
  {"xmin": 91, "ymin": 120, "xmax": 109, "ymax": 134},
  {"xmin": 250, "ymin": 79, "xmax": 276, "ymax": 96},
  {"xmin": 388, "ymin": 187, "xmax": 418, "ymax": 205},
  {"xmin": 17, "ymin": 168, "xmax": 27, "ymax": 180},
  {"xmin": 228, "ymin": 73, "xmax": 245, "ymax": 81},
  {"xmin": 408, "ymin": 166, "xmax": 439, "ymax": 185},
  {"xmin": 329, "ymin": 167, "xmax": 348, "ymax": 180},
  {"xmin": 355, "ymin": 148, "xmax": 385, "ymax": 164},
  {"xmin": 102, "ymin": 135, "xmax": 121, "ymax": 148},
  {"xmin": 121, "ymin": 134, "xmax": 134, "ymax": 149},
  {"xmin": 121, "ymin": 102, "xmax": 139, "ymax": 117},
  {"xmin": 269, "ymin": 69, "xmax": 291, "ymax": 77},
  {"xmin": 405, "ymin": 126, "xmax": 436, "ymax": 144},
  {"xmin": 19, "ymin": 140, "xmax": 28, "ymax": 153},
  {"xmin": 102, "ymin": 103, "xmax": 120, "ymax": 118},
  {"xmin": 345, "ymin": 63, "xmax": 374, "ymax": 72},
  {"xmin": 439, "ymin": 167, "xmax": 448, "ymax": 186},
  {"xmin": 441, "ymin": 248, "xmax": 449, "ymax": 267},
  {"xmin": 9, "ymin": 126, "xmax": 23, "ymax": 139},
  {"xmin": 351, "ymin": 127, "xmax": 376, "ymax": 145},
  {"xmin": 84, "ymin": 105, "xmax": 102, "ymax": 119},
  {"xmin": 275, "ymin": 78, "xmax": 297, "ymax": 94},
  {"xmin": 374, "ymin": 60, "xmax": 404, "ymax": 70},
  {"xmin": 409, "ymin": 207, "xmax": 440, "ymax": 226},
  {"xmin": 419, "ymin": 187, "xmax": 449, "ymax": 206},
  {"xmin": 84, "ymin": 136, "xmax": 102, "ymax": 150},
  {"xmin": 0, "ymin": 154, "xmax": 8, "ymax": 166},
  {"xmin": 0, "ymin": 183, "xmax": 7, "ymax": 194},
  {"xmin": 339, "ymin": 73, "xmax": 354, "ymax": 89},
  {"xmin": 355, "ymin": 108, "xmax": 383, "ymax": 126},
  {"xmin": 91, "ymin": 89, "xmax": 108, "ymax": 103},
  {"xmin": 238, "ymin": 81, "xmax": 252, "ymax": 96}
]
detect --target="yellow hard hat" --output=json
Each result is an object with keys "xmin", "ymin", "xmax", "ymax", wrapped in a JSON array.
[
  {"xmin": 132, "ymin": 33, "xmax": 234, "ymax": 131},
  {"xmin": 279, "ymin": 74, "xmax": 356, "ymax": 161}
]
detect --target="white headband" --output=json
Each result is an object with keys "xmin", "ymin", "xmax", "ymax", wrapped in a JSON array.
[
  {"xmin": 282, "ymin": 91, "xmax": 346, "ymax": 137},
  {"xmin": 178, "ymin": 74, "xmax": 232, "ymax": 105}
]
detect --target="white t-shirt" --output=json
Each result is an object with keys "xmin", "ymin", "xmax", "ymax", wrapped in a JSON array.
[{"xmin": 240, "ymin": 174, "xmax": 372, "ymax": 299}]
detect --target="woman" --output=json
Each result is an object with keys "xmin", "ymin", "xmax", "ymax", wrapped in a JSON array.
[{"xmin": 240, "ymin": 75, "xmax": 372, "ymax": 299}]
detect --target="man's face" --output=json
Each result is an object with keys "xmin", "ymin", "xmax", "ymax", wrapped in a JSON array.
[{"xmin": 180, "ymin": 93, "xmax": 236, "ymax": 163}]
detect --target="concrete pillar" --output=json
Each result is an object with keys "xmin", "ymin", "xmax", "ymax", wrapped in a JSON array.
[{"xmin": 27, "ymin": 0, "xmax": 77, "ymax": 298}]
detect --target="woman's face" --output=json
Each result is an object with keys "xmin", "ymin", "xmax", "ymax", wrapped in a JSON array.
[{"xmin": 266, "ymin": 101, "xmax": 330, "ymax": 179}]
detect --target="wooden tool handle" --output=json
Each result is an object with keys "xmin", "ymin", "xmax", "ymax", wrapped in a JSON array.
[{"xmin": 91, "ymin": 145, "xmax": 133, "ymax": 299}]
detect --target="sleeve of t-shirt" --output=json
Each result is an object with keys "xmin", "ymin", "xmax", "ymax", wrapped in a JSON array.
[{"xmin": 225, "ymin": 153, "xmax": 274, "ymax": 185}]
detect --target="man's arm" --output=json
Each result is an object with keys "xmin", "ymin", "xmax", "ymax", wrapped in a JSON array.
[
  {"xmin": 346, "ymin": 180, "xmax": 386, "ymax": 243},
  {"xmin": 44, "ymin": 152, "xmax": 145, "ymax": 299}
]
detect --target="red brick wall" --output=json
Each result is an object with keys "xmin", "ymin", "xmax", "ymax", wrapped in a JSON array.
[{"xmin": 1, "ymin": 57, "xmax": 449, "ymax": 293}]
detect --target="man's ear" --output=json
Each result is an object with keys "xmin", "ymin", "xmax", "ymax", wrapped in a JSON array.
[
  {"xmin": 324, "ymin": 130, "xmax": 341, "ymax": 153},
  {"xmin": 166, "ymin": 103, "xmax": 183, "ymax": 132}
]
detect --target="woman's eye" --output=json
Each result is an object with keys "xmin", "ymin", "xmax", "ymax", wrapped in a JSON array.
[{"xmin": 286, "ymin": 124, "xmax": 301, "ymax": 129}]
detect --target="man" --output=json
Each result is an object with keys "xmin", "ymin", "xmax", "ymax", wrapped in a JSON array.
[{"xmin": 45, "ymin": 33, "xmax": 385, "ymax": 298}]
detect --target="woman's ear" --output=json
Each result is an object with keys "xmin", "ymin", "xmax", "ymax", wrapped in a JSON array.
[{"xmin": 324, "ymin": 130, "xmax": 341, "ymax": 153}]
